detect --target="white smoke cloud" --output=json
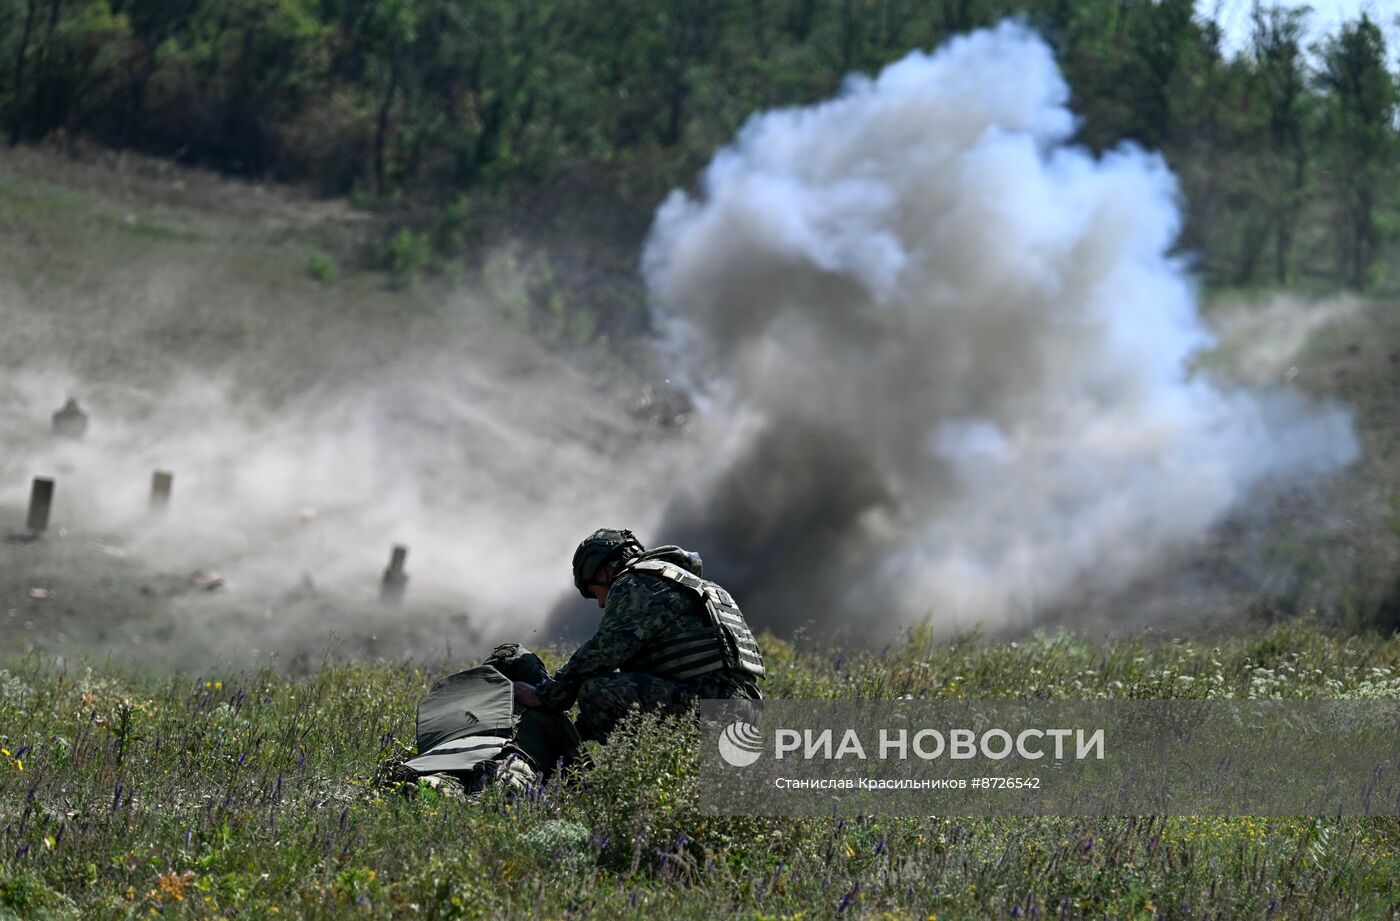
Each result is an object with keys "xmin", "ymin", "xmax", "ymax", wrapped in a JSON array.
[{"xmin": 642, "ymin": 23, "xmax": 1360, "ymax": 634}]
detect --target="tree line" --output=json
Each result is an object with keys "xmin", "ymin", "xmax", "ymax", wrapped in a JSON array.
[{"xmin": 0, "ymin": 0, "xmax": 1396, "ymax": 291}]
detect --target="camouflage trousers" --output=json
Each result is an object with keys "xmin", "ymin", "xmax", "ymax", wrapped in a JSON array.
[{"xmin": 575, "ymin": 671, "xmax": 760, "ymax": 743}]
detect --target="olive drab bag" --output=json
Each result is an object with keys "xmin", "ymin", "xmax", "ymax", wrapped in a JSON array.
[{"xmin": 404, "ymin": 644, "xmax": 580, "ymax": 785}]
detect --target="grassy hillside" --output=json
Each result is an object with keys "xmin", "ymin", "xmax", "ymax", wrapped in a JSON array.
[{"xmin": 2, "ymin": 623, "xmax": 1400, "ymax": 920}]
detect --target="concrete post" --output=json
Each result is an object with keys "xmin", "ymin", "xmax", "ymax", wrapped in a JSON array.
[
  {"xmin": 26, "ymin": 477, "xmax": 54, "ymax": 532},
  {"xmin": 150, "ymin": 470, "xmax": 174, "ymax": 512},
  {"xmin": 380, "ymin": 544, "xmax": 409, "ymax": 605}
]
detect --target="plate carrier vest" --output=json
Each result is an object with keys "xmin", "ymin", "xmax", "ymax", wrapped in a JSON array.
[{"xmin": 618, "ymin": 558, "xmax": 766, "ymax": 681}]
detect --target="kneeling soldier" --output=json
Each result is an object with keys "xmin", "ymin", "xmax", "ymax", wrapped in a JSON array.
[{"xmin": 513, "ymin": 529, "xmax": 763, "ymax": 742}]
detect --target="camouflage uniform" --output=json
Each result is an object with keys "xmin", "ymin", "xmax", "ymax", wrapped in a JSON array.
[{"xmin": 538, "ymin": 546, "xmax": 762, "ymax": 743}]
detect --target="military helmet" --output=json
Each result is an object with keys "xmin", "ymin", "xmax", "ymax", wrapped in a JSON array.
[{"xmin": 572, "ymin": 528, "xmax": 644, "ymax": 597}]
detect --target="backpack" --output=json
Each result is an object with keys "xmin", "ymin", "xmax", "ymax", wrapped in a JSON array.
[{"xmin": 402, "ymin": 644, "xmax": 581, "ymax": 792}]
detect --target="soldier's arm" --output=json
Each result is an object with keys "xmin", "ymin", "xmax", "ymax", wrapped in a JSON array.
[{"xmin": 536, "ymin": 576, "xmax": 659, "ymax": 710}]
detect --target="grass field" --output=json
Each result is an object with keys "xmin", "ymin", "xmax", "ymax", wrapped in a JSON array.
[
  {"xmin": 4, "ymin": 144, "xmax": 1400, "ymax": 920},
  {"xmin": 3, "ymin": 622, "xmax": 1399, "ymax": 920}
]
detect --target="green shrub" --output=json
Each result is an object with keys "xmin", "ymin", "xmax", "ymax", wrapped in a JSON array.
[
  {"xmin": 431, "ymin": 195, "xmax": 472, "ymax": 255},
  {"xmin": 306, "ymin": 251, "xmax": 338, "ymax": 283},
  {"xmin": 480, "ymin": 247, "xmax": 531, "ymax": 325},
  {"xmin": 382, "ymin": 228, "xmax": 431, "ymax": 287},
  {"xmin": 0, "ymin": 868, "xmax": 76, "ymax": 920}
]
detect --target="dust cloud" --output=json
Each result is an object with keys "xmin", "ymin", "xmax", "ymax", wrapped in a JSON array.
[
  {"xmin": 1206, "ymin": 293, "xmax": 1362, "ymax": 385},
  {"xmin": 0, "ymin": 241, "xmax": 681, "ymax": 665},
  {"xmin": 642, "ymin": 23, "xmax": 1360, "ymax": 636}
]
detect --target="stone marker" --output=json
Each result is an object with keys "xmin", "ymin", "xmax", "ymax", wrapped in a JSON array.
[
  {"xmin": 381, "ymin": 544, "xmax": 409, "ymax": 605},
  {"xmin": 27, "ymin": 477, "xmax": 54, "ymax": 532},
  {"xmin": 150, "ymin": 470, "xmax": 174, "ymax": 511}
]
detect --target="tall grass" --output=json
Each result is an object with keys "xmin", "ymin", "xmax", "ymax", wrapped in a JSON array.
[{"xmin": 2, "ymin": 623, "xmax": 1399, "ymax": 919}]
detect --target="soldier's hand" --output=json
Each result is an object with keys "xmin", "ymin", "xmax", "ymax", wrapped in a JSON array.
[{"xmin": 513, "ymin": 681, "xmax": 543, "ymax": 708}]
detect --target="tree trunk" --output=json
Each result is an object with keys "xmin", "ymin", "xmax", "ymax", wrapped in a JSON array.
[
  {"xmin": 374, "ymin": 47, "xmax": 402, "ymax": 196},
  {"xmin": 1235, "ymin": 216, "xmax": 1269, "ymax": 286},
  {"xmin": 1273, "ymin": 219, "xmax": 1292, "ymax": 285},
  {"xmin": 1351, "ymin": 186, "xmax": 1374, "ymax": 289},
  {"xmin": 9, "ymin": 0, "xmax": 40, "ymax": 145},
  {"xmin": 839, "ymin": 0, "xmax": 859, "ymax": 71},
  {"xmin": 1274, "ymin": 148, "xmax": 1305, "ymax": 285},
  {"xmin": 751, "ymin": 0, "xmax": 768, "ymax": 58},
  {"xmin": 943, "ymin": 0, "xmax": 965, "ymax": 35},
  {"xmin": 662, "ymin": 2, "xmax": 700, "ymax": 147},
  {"xmin": 33, "ymin": 0, "xmax": 64, "ymax": 135}
]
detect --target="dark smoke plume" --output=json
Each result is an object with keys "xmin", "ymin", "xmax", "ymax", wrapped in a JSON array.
[{"xmin": 641, "ymin": 24, "xmax": 1358, "ymax": 636}]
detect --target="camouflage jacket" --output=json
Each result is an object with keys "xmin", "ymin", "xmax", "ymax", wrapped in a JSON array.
[{"xmin": 537, "ymin": 546, "xmax": 760, "ymax": 710}]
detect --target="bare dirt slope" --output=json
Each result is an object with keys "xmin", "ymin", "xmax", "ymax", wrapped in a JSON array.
[{"xmin": 0, "ymin": 145, "xmax": 682, "ymax": 673}]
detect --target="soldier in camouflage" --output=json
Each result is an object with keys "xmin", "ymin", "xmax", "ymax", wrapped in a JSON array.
[{"xmin": 513, "ymin": 529, "xmax": 764, "ymax": 743}]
